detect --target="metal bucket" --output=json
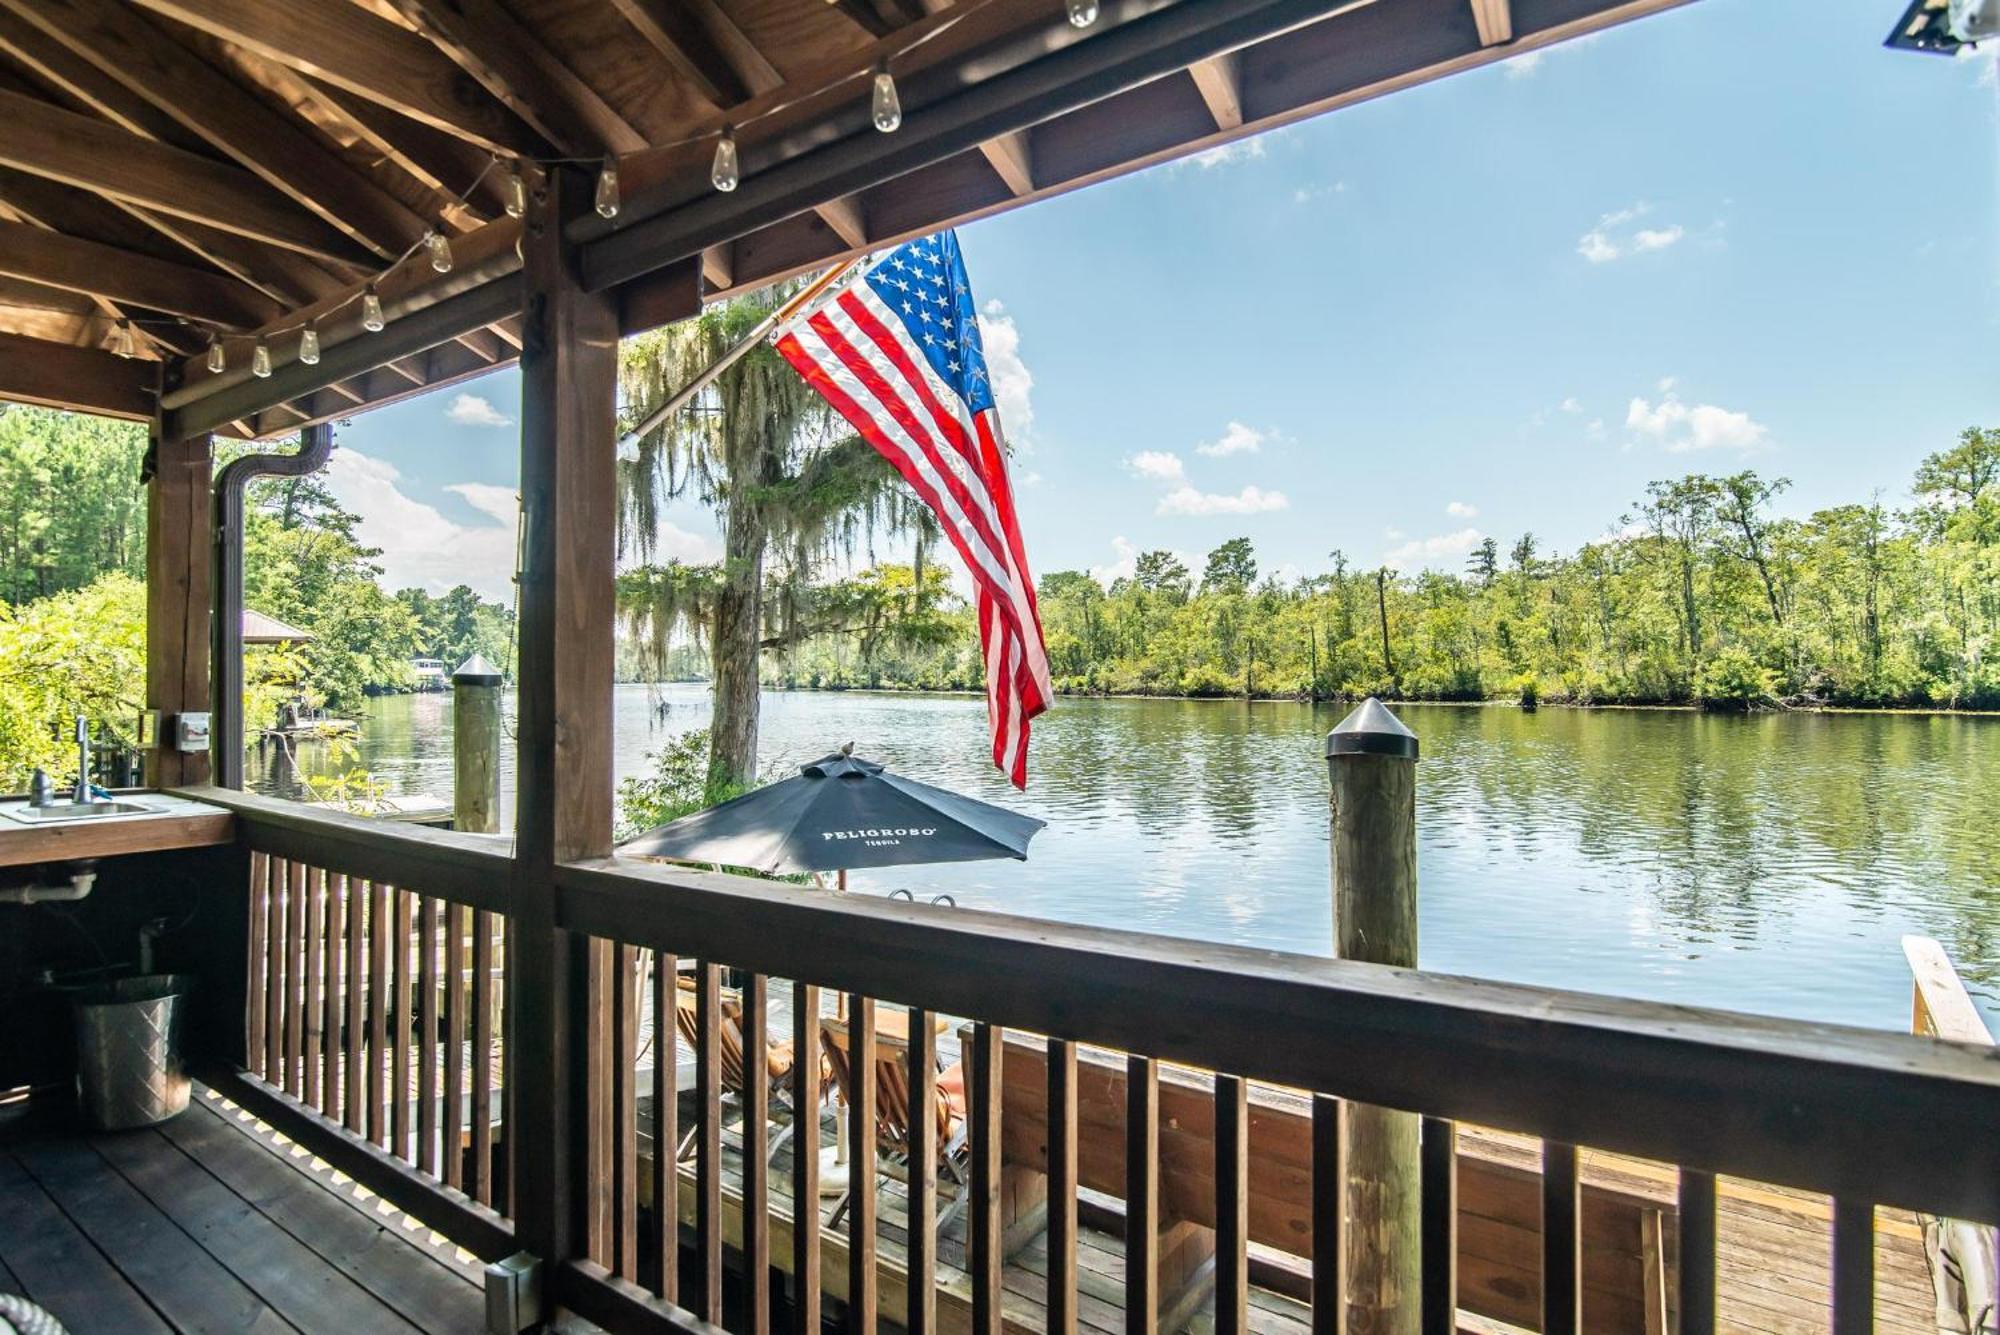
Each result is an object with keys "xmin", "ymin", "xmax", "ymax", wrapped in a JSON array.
[{"xmin": 73, "ymin": 973, "xmax": 193, "ymax": 1130}]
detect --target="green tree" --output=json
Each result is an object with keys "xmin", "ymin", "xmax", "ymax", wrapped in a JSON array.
[{"xmin": 1201, "ymin": 537, "xmax": 1257, "ymax": 594}]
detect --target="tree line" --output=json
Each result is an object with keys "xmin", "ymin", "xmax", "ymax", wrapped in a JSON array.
[
  {"xmin": 760, "ymin": 429, "xmax": 2000, "ymax": 712},
  {"xmin": 0, "ymin": 406, "xmax": 513, "ymax": 787}
]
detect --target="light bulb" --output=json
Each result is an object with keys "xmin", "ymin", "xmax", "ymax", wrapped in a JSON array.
[
  {"xmin": 206, "ymin": 337, "xmax": 225, "ymax": 374},
  {"xmin": 1066, "ymin": 0, "xmax": 1099, "ymax": 26},
  {"xmin": 252, "ymin": 337, "xmax": 272, "ymax": 378},
  {"xmin": 595, "ymin": 160, "xmax": 620, "ymax": 218},
  {"xmin": 361, "ymin": 285, "xmax": 385, "ymax": 332},
  {"xmin": 299, "ymin": 323, "xmax": 320, "ymax": 366},
  {"xmin": 504, "ymin": 162, "xmax": 526, "ymax": 218},
  {"xmin": 426, "ymin": 229, "xmax": 453, "ymax": 273},
  {"xmin": 871, "ymin": 67, "xmax": 902, "ymax": 133},
  {"xmin": 711, "ymin": 131, "xmax": 739, "ymax": 192},
  {"xmin": 110, "ymin": 320, "xmax": 136, "ymax": 359}
]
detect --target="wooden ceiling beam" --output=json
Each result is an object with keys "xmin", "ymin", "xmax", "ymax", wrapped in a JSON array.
[
  {"xmin": 308, "ymin": 80, "xmax": 504, "ymax": 226},
  {"xmin": 811, "ymin": 192, "xmax": 868, "ymax": 248},
  {"xmin": 0, "ymin": 328, "xmax": 152, "ymax": 419},
  {"xmin": 0, "ymin": 218, "xmax": 278, "ymax": 328},
  {"xmin": 1470, "ymin": 0, "xmax": 1513, "ymax": 46},
  {"xmin": 391, "ymin": 0, "xmax": 644, "ymax": 156},
  {"xmin": 0, "ymin": 88, "xmax": 374, "ymax": 266},
  {"xmin": 977, "ymin": 132, "xmax": 1034, "ymax": 196},
  {"xmin": 0, "ymin": 0, "xmax": 429, "ymax": 260},
  {"xmin": 127, "ymin": 0, "xmax": 544, "ymax": 157},
  {"xmin": 827, "ymin": 0, "xmax": 896, "ymax": 39},
  {"xmin": 606, "ymin": 0, "xmax": 751, "ymax": 108},
  {"xmin": 1187, "ymin": 54, "xmax": 1244, "ymax": 130}
]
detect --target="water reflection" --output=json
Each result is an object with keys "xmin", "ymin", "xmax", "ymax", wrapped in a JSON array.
[{"xmin": 250, "ymin": 686, "xmax": 2000, "ymax": 1032}]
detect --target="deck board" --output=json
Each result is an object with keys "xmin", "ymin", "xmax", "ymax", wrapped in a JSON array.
[{"xmin": 0, "ymin": 1090, "xmax": 482, "ymax": 1335}]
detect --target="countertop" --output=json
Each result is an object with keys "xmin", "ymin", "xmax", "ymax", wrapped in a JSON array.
[{"xmin": 0, "ymin": 792, "xmax": 234, "ymax": 868}]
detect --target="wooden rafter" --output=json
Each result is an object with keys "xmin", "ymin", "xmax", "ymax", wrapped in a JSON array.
[
  {"xmin": 307, "ymin": 79, "xmax": 505, "ymax": 225},
  {"xmin": 0, "ymin": 328, "xmax": 152, "ymax": 418},
  {"xmin": 1470, "ymin": 0, "xmax": 1513, "ymax": 46},
  {"xmin": 977, "ymin": 132, "xmax": 1034, "ymax": 196},
  {"xmin": 0, "ymin": 88, "xmax": 372, "ymax": 265},
  {"xmin": 0, "ymin": 217, "xmax": 277, "ymax": 327},
  {"xmin": 127, "ymin": 0, "xmax": 544, "ymax": 156},
  {"xmin": 607, "ymin": 0, "xmax": 752, "ymax": 108},
  {"xmin": 390, "ymin": 0, "xmax": 645, "ymax": 155},
  {"xmin": 1187, "ymin": 55, "xmax": 1244, "ymax": 130},
  {"xmin": 0, "ymin": 0, "xmax": 428, "ymax": 259}
]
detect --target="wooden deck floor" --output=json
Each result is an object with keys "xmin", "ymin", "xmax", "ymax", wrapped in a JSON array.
[{"xmin": 0, "ymin": 1088, "xmax": 485, "ymax": 1334}]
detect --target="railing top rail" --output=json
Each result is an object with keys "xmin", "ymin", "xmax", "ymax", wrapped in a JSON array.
[
  {"xmin": 177, "ymin": 785, "xmax": 513, "ymax": 912},
  {"xmin": 558, "ymin": 853, "xmax": 2000, "ymax": 1223}
]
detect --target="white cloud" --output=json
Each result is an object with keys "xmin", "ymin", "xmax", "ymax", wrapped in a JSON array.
[
  {"xmin": 447, "ymin": 482, "xmax": 518, "ymax": 526},
  {"xmin": 1586, "ymin": 418, "xmax": 1607, "ymax": 441},
  {"xmin": 1157, "ymin": 484, "xmax": 1289, "ymax": 516},
  {"xmin": 1559, "ymin": 397, "xmax": 1583, "ymax": 414},
  {"xmin": 976, "ymin": 300, "xmax": 1034, "ymax": 443},
  {"xmin": 1501, "ymin": 31, "xmax": 1601, "ymax": 80},
  {"xmin": 1503, "ymin": 50, "xmax": 1544, "ymax": 79},
  {"xmin": 1577, "ymin": 203, "xmax": 1686, "ymax": 264},
  {"xmin": 1194, "ymin": 422, "xmax": 1267, "ymax": 458},
  {"xmin": 445, "ymin": 392, "xmax": 511, "ymax": 428},
  {"xmin": 1182, "ymin": 137, "xmax": 1267, "ymax": 171},
  {"xmin": 1091, "ymin": 536, "xmax": 1139, "ymax": 584},
  {"xmin": 1127, "ymin": 450, "xmax": 1186, "ymax": 483},
  {"xmin": 1385, "ymin": 527, "xmax": 1484, "ymax": 572},
  {"xmin": 1624, "ymin": 384, "xmax": 1769, "ymax": 453},
  {"xmin": 1292, "ymin": 181, "xmax": 1347, "ymax": 204},
  {"xmin": 1445, "ymin": 500, "xmax": 1479, "ymax": 519}
]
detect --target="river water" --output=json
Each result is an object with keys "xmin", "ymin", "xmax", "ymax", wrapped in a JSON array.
[{"xmin": 251, "ymin": 684, "xmax": 2000, "ymax": 1033}]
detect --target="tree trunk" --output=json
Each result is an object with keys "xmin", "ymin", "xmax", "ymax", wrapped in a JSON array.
[
  {"xmin": 708, "ymin": 504, "xmax": 766, "ymax": 794},
  {"xmin": 1375, "ymin": 568, "xmax": 1396, "ymax": 688}
]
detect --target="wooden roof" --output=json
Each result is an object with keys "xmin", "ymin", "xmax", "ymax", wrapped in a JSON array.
[{"xmin": 0, "ymin": 0, "xmax": 1691, "ymax": 440}]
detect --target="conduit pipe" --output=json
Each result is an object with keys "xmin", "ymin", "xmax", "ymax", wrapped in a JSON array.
[{"xmin": 0, "ymin": 865, "xmax": 96, "ymax": 905}]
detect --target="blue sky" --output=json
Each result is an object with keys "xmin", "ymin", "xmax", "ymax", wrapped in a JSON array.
[{"xmin": 326, "ymin": 0, "xmax": 2000, "ymax": 601}]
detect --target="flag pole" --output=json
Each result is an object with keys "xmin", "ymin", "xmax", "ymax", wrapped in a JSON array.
[{"xmin": 616, "ymin": 255, "xmax": 866, "ymax": 453}]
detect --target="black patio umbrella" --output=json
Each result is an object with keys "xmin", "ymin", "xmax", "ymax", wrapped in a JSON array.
[{"xmin": 617, "ymin": 747, "xmax": 1045, "ymax": 876}]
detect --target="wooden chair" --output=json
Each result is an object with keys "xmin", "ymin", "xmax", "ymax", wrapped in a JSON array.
[
  {"xmin": 671, "ymin": 976, "xmax": 815, "ymax": 1162},
  {"xmin": 819, "ymin": 1015, "xmax": 971, "ymax": 1230}
]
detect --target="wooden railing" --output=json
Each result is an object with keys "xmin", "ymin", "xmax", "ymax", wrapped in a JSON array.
[{"xmin": 187, "ymin": 789, "xmax": 2000, "ymax": 1335}]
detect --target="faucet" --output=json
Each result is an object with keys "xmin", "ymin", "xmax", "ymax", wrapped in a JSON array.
[{"xmin": 72, "ymin": 716, "xmax": 94, "ymax": 804}]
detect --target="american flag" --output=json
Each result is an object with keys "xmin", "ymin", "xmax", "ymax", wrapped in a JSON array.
[{"xmin": 774, "ymin": 230, "xmax": 1052, "ymax": 787}]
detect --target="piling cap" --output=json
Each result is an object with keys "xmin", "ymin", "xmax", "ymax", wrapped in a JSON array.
[
  {"xmin": 1325, "ymin": 697, "xmax": 1418, "ymax": 761},
  {"xmin": 452, "ymin": 653, "xmax": 504, "ymax": 685}
]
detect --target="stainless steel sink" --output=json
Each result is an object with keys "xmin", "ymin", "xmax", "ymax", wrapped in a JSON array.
[{"xmin": 0, "ymin": 800, "xmax": 157, "ymax": 825}]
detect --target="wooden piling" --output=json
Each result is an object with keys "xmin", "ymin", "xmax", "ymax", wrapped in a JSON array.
[
  {"xmin": 451, "ymin": 654, "xmax": 504, "ymax": 835},
  {"xmin": 1326, "ymin": 698, "xmax": 1420, "ymax": 1335}
]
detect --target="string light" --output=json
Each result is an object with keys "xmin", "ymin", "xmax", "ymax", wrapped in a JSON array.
[
  {"xmin": 711, "ymin": 129, "xmax": 739, "ymax": 192},
  {"xmin": 109, "ymin": 319, "xmax": 136, "ymax": 359},
  {"xmin": 251, "ymin": 336, "xmax": 272, "ymax": 378},
  {"xmin": 1066, "ymin": 0, "xmax": 1099, "ymax": 26},
  {"xmin": 299, "ymin": 322, "xmax": 320, "ymax": 366},
  {"xmin": 504, "ymin": 161, "xmax": 527, "ymax": 218},
  {"xmin": 426, "ymin": 229, "xmax": 454, "ymax": 273},
  {"xmin": 595, "ymin": 159, "xmax": 620, "ymax": 218},
  {"xmin": 361, "ymin": 284, "xmax": 386, "ymax": 332},
  {"xmin": 871, "ymin": 64, "xmax": 902, "ymax": 133},
  {"xmin": 206, "ymin": 336, "xmax": 225, "ymax": 374}
]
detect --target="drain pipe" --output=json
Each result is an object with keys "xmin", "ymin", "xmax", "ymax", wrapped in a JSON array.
[
  {"xmin": 212, "ymin": 423, "xmax": 336, "ymax": 789},
  {"xmin": 0, "ymin": 862, "xmax": 97, "ymax": 906}
]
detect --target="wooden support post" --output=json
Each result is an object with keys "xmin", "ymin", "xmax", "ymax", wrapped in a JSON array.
[
  {"xmin": 511, "ymin": 163, "xmax": 621, "ymax": 1278},
  {"xmin": 146, "ymin": 409, "xmax": 211, "ymax": 788},
  {"xmin": 452, "ymin": 653, "xmax": 504, "ymax": 834},
  {"xmin": 1326, "ymin": 699, "xmax": 1420, "ymax": 1335}
]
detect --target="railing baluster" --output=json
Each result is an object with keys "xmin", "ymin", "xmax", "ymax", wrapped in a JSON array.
[
  {"xmin": 392, "ymin": 887, "xmax": 413, "ymax": 1161},
  {"xmin": 1678, "ymin": 1170, "xmax": 1715, "ymax": 1335},
  {"xmin": 847, "ymin": 994, "xmax": 877, "ymax": 1335},
  {"xmin": 321, "ymin": 871, "xmax": 344, "ymax": 1119},
  {"xmin": 586, "ymin": 937, "xmax": 613, "ymax": 1264},
  {"xmin": 615, "ymin": 943, "xmax": 641, "ymax": 1282},
  {"xmin": 742, "ymin": 972, "xmax": 769, "ymax": 1334},
  {"xmin": 303, "ymin": 864, "xmax": 324, "ymax": 1110},
  {"xmin": 1833, "ymin": 1197, "xmax": 1876, "ymax": 1335},
  {"xmin": 1048, "ymin": 1039, "xmax": 1080, "ymax": 1335},
  {"xmin": 1213, "ymin": 1072, "xmax": 1247, "ymax": 1335},
  {"xmin": 907, "ymin": 1006, "xmax": 937, "ymax": 1335},
  {"xmin": 790, "ymin": 979, "xmax": 818, "ymax": 1335},
  {"xmin": 472, "ymin": 909, "xmax": 495, "ymax": 1206},
  {"xmin": 246, "ymin": 852, "xmax": 268, "ymax": 1079},
  {"xmin": 1420, "ymin": 1116, "xmax": 1457, "ymax": 1335},
  {"xmin": 418, "ymin": 895, "xmax": 440, "ymax": 1176},
  {"xmin": 1126, "ymin": 1054, "xmax": 1159, "ymax": 1335},
  {"xmin": 1312, "ymin": 1094, "xmax": 1346, "ymax": 1335},
  {"xmin": 444, "ymin": 903, "xmax": 468, "ymax": 1190},
  {"xmin": 344, "ymin": 877, "xmax": 366, "ymax": 1134},
  {"xmin": 696, "ymin": 960, "xmax": 723, "ymax": 1323},
  {"xmin": 368, "ymin": 880, "xmax": 391, "ymax": 1147},
  {"xmin": 1542, "ymin": 1140, "xmax": 1581, "ymax": 1335},
  {"xmin": 267, "ymin": 858, "xmax": 287, "ymax": 1087},
  {"xmin": 968, "ymin": 1021, "xmax": 1002, "ymax": 1335},
  {"xmin": 653, "ymin": 949, "xmax": 679, "ymax": 1304},
  {"xmin": 281, "ymin": 860, "xmax": 303, "ymax": 1096}
]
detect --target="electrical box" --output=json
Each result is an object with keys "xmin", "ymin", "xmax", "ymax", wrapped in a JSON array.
[{"xmin": 175, "ymin": 712, "xmax": 211, "ymax": 752}]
